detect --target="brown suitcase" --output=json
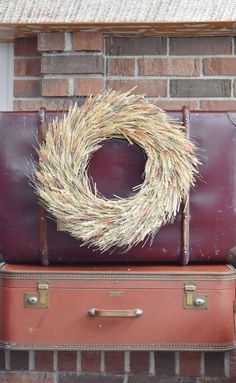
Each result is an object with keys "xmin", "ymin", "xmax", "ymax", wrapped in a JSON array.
[
  {"xmin": 0, "ymin": 263, "xmax": 235, "ymax": 351},
  {"xmin": 0, "ymin": 110, "xmax": 236, "ymax": 265}
]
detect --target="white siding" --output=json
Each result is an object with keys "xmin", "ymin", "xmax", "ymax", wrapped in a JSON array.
[{"xmin": 0, "ymin": 43, "xmax": 13, "ymax": 111}]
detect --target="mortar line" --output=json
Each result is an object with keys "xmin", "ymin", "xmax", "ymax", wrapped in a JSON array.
[
  {"xmin": 29, "ymin": 350, "xmax": 35, "ymax": 371},
  {"xmin": 167, "ymin": 37, "xmax": 170, "ymax": 56},
  {"xmin": 175, "ymin": 351, "xmax": 180, "ymax": 375},
  {"xmin": 200, "ymin": 351, "xmax": 205, "ymax": 376},
  {"xmin": 53, "ymin": 351, "xmax": 58, "ymax": 372},
  {"xmin": 103, "ymin": 35, "xmax": 108, "ymax": 92},
  {"xmin": 124, "ymin": 351, "xmax": 130, "ymax": 373},
  {"xmin": 14, "ymin": 76, "xmax": 42, "ymax": 80},
  {"xmin": 5, "ymin": 350, "xmax": 10, "ymax": 370},
  {"xmin": 64, "ymin": 32, "xmax": 72, "ymax": 51},
  {"xmin": 149, "ymin": 351, "xmax": 155, "ymax": 375},
  {"xmin": 134, "ymin": 57, "xmax": 139, "ymax": 77},
  {"xmin": 100, "ymin": 351, "xmax": 105, "ymax": 373},
  {"xmin": 108, "ymin": 75, "xmax": 236, "ymax": 80},
  {"xmin": 231, "ymin": 79, "xmax": 234, "ymax": 98},
  {"xmin": 42, "ymin": 51, "xmax": 103, "ymax": 57},
  {"xmin": 105, "ymin": 54, "xmax": 236, "ymax": 59},
  {"xmin": 232, "ymin": 37, "xmax": 235, "ymax": 55},
  {"xmin": 41, "ymin": 74, "xmax": 104, "ymax": 79},
  {"xmin": 224, "ymin": 351, "xmax": 230, "ymax": 377},
  {"xmin": 200, "ymin": 57, "xmax": 204, "ymax": 78},
  {"xmin": 69, "ymin": 78, "xmax": 75, "ymax": 97},
  {"xmin": 76, "ymin": 351, "xmax": 81, "ymax": 372}
]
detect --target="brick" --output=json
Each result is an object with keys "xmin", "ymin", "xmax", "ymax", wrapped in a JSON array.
[
  {"xmin": 13, "ymin": 98, "xmax": 75, "ymax": 111},
  {"xmin": 155, "ymin": 351, "xmax": 175, "ymax": 376},
  {"xmin": 75, "ymin": 78, "xmax": 104, "ymax": 96},
  {"xmin": 14, "ymin": 38, "xmax": 39, "ymax": 57},
  {"xmin": 72, "ymin": 32, "xmax": 104, "ymax": 52},
  {"xmin": 130, "ymin": 351, "xmax": 149, "ymax": 374},
  {"xmin": 107, "ymin": 58, "xmax": 135, "ymax": 76},
  {"xmin": 58, "ymin": 373, "xmax": 123, "ymax": 383},
  {"xmin": 42, "ymin": 79, "xmax": 69, "ymax": 97},
  {"xmin": 179, "ymin": 352, "xmax": 201, "ymax": 376},
  {"xmin": 234, "ymin": 81, "xmax": 236, "ymax": 97},
  {"xmin": 34, "ymin": 351, "xmax": 54, "ymax": 371},
  {"xmin": 203, "ymin": 58, "xmax": 236, "ymax": 75},
  {"xmin": 107, "ymin": 79, "xmax": 167, "ymax": 97},
  {"xmin": 230, "ymin": 348, "xmax": 236, "ymax": 377},
  {"xmin": 41, "ymin": 55, "xmax": 104, "ymax": 74},
  {"xmin": 38, "ymin": 32, "xmax": 65, "ymax": 51},
  {"xmin": 0, "ymin": 350, "xmax": 5, "ymax": 370},
  {"xmin": 129, "ymin": 378, "xmax": 235, "ymax": 383},
  {"xmin": 170, "ymin": 37, "xmax": 232, "ymax": 55},
  {"xmin": 128, "ymin": 377, "xmax": 196, "ymax": 383},
  {"xmin": 200, "ymin": 100, "xmax": 236, "ymax": 111},
  {"xmin": 0, "ymin": 372, "xmax": 54, "ymax": 383},
  {"xmin": 106, "ymin": 36, "xmax": 166, "ymax": 56},
  {"xmin": 81, "ymin": 351, "xmax": 101, "ymax": 373},
  {"xmin": 139, "ymin": 58, "xmax": 200, "ymax": 76},
  {"xmin": 105, "ymin": 352, "xmax": 124, "ymax": 374},
  {"xmin": 14, "ymin": 80, "xmax": 41, "ymax": 97},
  {"xmin": 170, "ymin": 79, "xmax": 231, "ymax": 98},
  {"xmin": 14, "ymin": 58, "xmax": 41, "ymax": 77},
  {"xmin": 204, "ymin": 352, "xmax": 225, "ymax": 377},
  {"xmin": 14, "ymin": 99, "xmax": 47, "ymax": 111},
  {"xmin": 154, "ymin": 99, "xmax": 198, "ymax": 110},
  {"xmin": 130, "ymin": 377, "xmax": 209, "ymax": 383},
  {"xmin": 128, "ymin": 378, "xmax": 157, "ymax": 383},
  {"xmin": 57, "ymin": 351, "xmax": 77, "ymax": 372},
  {"xmin": 10, "ymin": 350, "xmax": 29, "ymax": 370},
  {"xmin": 234, "ymin": 38, "xmax": 236, "ymax": 53}
]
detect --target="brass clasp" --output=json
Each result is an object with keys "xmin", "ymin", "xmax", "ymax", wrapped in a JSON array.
[
  {"xmin": 24, "ymin": 280, "xmax": 49, "ymax": 308},
  {"xmin": 184, "ymin": 282, "xmax": 208, "ymax": 310}
]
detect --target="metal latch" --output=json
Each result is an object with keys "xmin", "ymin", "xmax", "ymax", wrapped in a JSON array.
[
  {"xmin": 24, "ymin": 281, "xmax": 49, "ymax": 308},
  {"xmin": 184, "ymin": 282, "xmax": 208, "ymax": 310}
]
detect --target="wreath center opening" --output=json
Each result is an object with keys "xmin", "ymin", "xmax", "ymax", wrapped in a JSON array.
[{"xmin": 88, "ymin": 138, "xmax": 147, "ymax": 200}]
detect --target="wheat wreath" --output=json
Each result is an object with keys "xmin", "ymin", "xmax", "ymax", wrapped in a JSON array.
[{"xmin": 32, "ymin": 90, "xmax": 199, "ymax": 252}]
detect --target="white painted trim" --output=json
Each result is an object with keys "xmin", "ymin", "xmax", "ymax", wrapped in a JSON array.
[{"xmin": 0, "ymin": 43, "xmax": 13, "ymax": 111}]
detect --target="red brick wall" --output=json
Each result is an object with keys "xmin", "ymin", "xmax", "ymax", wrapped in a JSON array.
[
  {"xmin": 1, "ymin": 349, "xmax": 236, "ymax": 382},
  {"xmin": 3, "ymin": 32, "xmax": 236, "ymax": 382},
  {"xmin": 13, "ymin": 33, "xmax": 236, "ymax": 111},
  {"xmin": 13, "ymin": 32, "xmax": 105, "ymax": 111}
]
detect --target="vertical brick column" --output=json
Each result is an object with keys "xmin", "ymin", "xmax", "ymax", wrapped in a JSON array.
[
  {"xmin": 13, "ymin": 38, "xmax": 41, "ymax": 111},
  {"xmin": 38, "ymin": 31, "xmax": 105, "ymax": 109}
]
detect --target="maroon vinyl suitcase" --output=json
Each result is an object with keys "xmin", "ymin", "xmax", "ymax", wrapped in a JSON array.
[{"xmin": 0, "ymin": 110, "xmax": 236, "ymax": 265}]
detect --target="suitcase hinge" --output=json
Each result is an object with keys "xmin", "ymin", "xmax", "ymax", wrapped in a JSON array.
[
  {"xmin": 24, "ymin": 280, "xmax": 49, "ymax": 308},
  {"xmin": 184, "ymin": 282, "xmax": 208, "ymax": 310}
]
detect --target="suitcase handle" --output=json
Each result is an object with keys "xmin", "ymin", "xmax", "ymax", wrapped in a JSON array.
[{"xmin": 88, "ymin": 308, "xmax": 143, "ymax": 317}]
